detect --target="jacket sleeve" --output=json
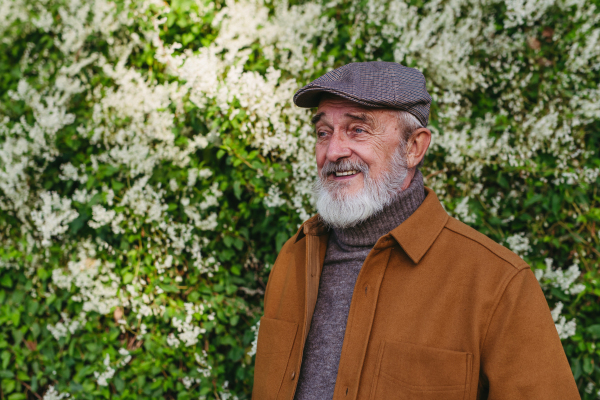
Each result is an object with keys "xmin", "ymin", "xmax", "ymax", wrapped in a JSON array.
[{"xmin": 481, "ymin": 267, "xmax": 580, "ymax": 399}]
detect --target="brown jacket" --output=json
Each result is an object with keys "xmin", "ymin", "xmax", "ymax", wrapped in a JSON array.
[{"xmin": 252, "ymin": 188, "xmax": 580, "ymax": 400}]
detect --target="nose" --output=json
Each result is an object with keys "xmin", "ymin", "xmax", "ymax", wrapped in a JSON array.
[{"xmin": 325, "ymin": 130, "xmax": 352, "ymax": 163}]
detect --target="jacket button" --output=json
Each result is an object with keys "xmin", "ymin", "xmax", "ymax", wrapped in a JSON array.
[{"xmin": 291, "ymin": 371, "xmax": 296, "ymax": 380}]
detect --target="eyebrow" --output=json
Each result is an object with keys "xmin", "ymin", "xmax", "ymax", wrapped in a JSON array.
[
  {"xmin": 311, "ymin": 112, "xmax": 324, "ymax": 125},
  {"xmin": 310, "ymin": 112, "xmax": 373, "ymax": 125}
]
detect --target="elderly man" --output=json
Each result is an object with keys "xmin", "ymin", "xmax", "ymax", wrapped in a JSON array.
[{"xmin": 252, "ymin": 62, "xmax": 579, "ymax": 400}]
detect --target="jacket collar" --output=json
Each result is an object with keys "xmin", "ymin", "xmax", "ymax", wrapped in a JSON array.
[
  {"xmin": 295, "ymin": 187, "xmax": 448, "ymax": 264},
  {"xmin": 388, "ymin": 187, "xmax": 448, "ymax": 264},
  {"xmin": 294, "ymin": 214, "xmax": 328, "ymax": 243}
]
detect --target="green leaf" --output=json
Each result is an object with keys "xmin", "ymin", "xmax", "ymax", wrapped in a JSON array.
[
  {"xmin": 275, "ymin": 231, "xmax": 288, "ymax": 252},
  {"xmin": 233, "ymin": 181, "xmax": 242, "ymax": 200},
  {"xmin": 10, "ymin": 310, "xmax": 20, "ymax": 326},
  {"xmin": 233, "ymin": 238, "xmax": 244, "ymax": 251},
  {"xmin": 1, "ymin": 351, "xmax": 11, "ymax": 369},
  {"xmin": 0, "ymin": 370, "xmax": 14, "ymax": 379},
  {"xmin": 114, "ymin": 375, "xmax": 125, "ymax": 392},
  {"xmin": 223, "ymin": 236, "xmax": 234, "ymax": 248},
  {"xmin": 30, "ymin": 323, "xmax": 40, "ymax": 339},
  {"xmin": 571, "ymin": 358, "xmax": 582, "ymax": 380},
  {"xmin": 497, "ymin": 172, "xmax": 508, "ymax": 189},
  {"xmin": 16, "ymin": 371, "xmax": 29, "ymax": 381},
  {"xmin": 111, "ymin": 179, "xmax": 125, "ymax": 191},
  {"xmin": 583, "ymin": 355, "xmax": 594, "ymax": 374},
  {"xmin": 160, "ymin": 284, "xmax": 179, "ymax": 293},
  {"xmin": 551, "ymin": 194, "xmax": 561, "ymax": 215},
  {"xmin": 1, "ymin": 379, "xmax": 15, "ymax": 394},
  {"xmin": 587, "ymin": 324, "xmax": 600, "ymax": 339},
  {"xmin": 0, "ymin": 275, "xmax": 13, "ymax": 288},
  {"xmin": 36, "ymin": 268, "xmax": 49, "ymax": 281},
  {"xmin": 524, "ymin": 194, "xmax": 544, "ymax": 208},
  {"xmin": 123, "ymin": 273, "xmax": 134, "ymax": 285}
]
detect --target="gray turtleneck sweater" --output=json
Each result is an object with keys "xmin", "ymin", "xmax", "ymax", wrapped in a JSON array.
[{"xmin": 293, "ymin": 171, "xmax": 425, "ymax": 400}]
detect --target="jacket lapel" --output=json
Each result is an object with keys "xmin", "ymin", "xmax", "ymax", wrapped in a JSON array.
[{"xmin": 303, "ymin": 233, "xmax": 321, "ymax": 343}]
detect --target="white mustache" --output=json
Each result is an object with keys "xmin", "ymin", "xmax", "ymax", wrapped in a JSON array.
[{"xmin": 320, "ymin": 158, "xmax": 368, "ymax": 179}]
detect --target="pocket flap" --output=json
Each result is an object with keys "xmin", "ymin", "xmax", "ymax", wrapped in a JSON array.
[{"xmin": 379, "ymin": 341, "xmax": 471, "ymax": 388}]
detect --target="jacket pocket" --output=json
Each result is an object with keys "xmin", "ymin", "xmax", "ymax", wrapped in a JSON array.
[
  {"xmin": 252, "ymin": 317, "xmax": 298, "ymax": 400},
  {"xmin": 369, "ymin": 341, "xmax": 473, "ymax": 400}
]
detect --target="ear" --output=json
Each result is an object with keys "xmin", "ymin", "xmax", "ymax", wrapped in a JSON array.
[{"xmin": 406, "ymin": 128, "xmax": 431, "ymax": 169}]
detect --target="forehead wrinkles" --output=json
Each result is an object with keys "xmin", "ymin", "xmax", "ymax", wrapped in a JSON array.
[{"xmin": 313, "ymin": 106, "xmax": 382, "ymax": 130}]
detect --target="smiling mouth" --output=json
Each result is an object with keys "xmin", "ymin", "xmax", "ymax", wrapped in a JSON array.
[{"xmin": 333, "ymin": 170, "xmax": 359, "ymax": 177}]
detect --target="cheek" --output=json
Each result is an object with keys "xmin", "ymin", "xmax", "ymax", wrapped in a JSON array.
[
  {"xmin": 315, "ymin": 143, "xmax": 327, "ymax": 169},
  {"xmin": 353, "ymin": 142, "xmax": 385, "ymax": 168},
  {"xmin": 357, "ymin": 142, "xmax": 397, "ymax": 176}
]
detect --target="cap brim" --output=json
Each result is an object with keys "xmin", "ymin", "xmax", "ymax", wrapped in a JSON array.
[
  {"xmin": 293, "ymin": 87, "xmax": 328, "ymax": 108},
  {"xmin": 294, "ymin": 87, "xmax": 388, "ymax": 109}
]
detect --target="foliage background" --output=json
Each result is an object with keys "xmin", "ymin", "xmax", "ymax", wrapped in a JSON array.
[{"xmin": 0, "ymin": 0, "xmax": 599, "ymax": 398}]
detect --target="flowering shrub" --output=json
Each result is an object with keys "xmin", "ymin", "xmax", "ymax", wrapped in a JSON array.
[{"xmin": 0, "ymin": 0, "xmax": 599, "ymax": 398}]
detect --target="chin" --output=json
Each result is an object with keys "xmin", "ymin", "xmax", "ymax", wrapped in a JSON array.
[{"xmin": 329, "ymin": 186, "xmax": 362, "ymax": 201}]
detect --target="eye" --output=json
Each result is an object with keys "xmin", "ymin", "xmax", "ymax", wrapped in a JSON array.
[
  {"xmin": 317, "ymin": 131, "xmax": 328, "ymax": 138},
  {"xmin": 355, "ymin": 127, "xmax": 365, "ymax": 133}
]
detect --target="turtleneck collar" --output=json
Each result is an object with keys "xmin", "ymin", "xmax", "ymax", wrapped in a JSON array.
[{"xmin": 331, "ymin": 169, "xmax": 425, "ymax": 249}]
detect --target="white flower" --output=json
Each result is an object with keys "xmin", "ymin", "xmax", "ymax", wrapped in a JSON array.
[
  {"xmin": 182, "ymin": 376, "xmax": 197, "ymax": 389},
  {"xmin": 505, "ymin": 233, "xmax": 531, "ymax": 257},
  {"xmin": 166, "ymin": 333, "xmax": 180, "ymax": 348},
  {"xmin": 247, "ymin": 320, "xmax": 260, "ymax": 357},
  {"xmin": 264, "ymin": 185, "xmax": 286, "ymax": 208},
  {"xmin": 30, "ymin": 192, "xmax": 79, "ymax": 247},
  {"xmin": 59, "ymin": 162, "xmax": 87, "ymax": 183},
  {"xmin": 187, "ymin": 168, "xmax": 198, "ymax": 187},
  {"xmin": 551, "ymin": 302, "xmax": 577, "ymax": 340},
  {"xmin": 43, "ymin": 385, "xmax": 70, "ymax": 400},
  {"xmin": 51, "ymin": 246, "xmax": 121, "ymax": 315},
  {"xmin": 47, "ymin": 312, "xmax": 86, "ymax": 341},
  {"xmin": 453, "ymin": 197, "xmax": 476, "ymax": 224},
  {"xmin": 118, "ymin": 348, "xmax": 132, "ymax": 366},
  {"xmin": 198, "ymin": 168, "xmax": 213, "ymax": 179},
  {"xmin": 172, "ymin": 315, "xmax": 204, "ymax": 347},
  {"xmin": 94, "ymin": 354, "xmax": 115, "ymax": 386},
  {"xmin": 88, "ymin": 205, "xmax": 117, "ymax": 229},
  {"xmin": 538, "ymin": 259, "xmax": 585, "ymax": 295},
  {"xmin": 169, "ymin": 178, "xmax": 179, "ymax": 192}
]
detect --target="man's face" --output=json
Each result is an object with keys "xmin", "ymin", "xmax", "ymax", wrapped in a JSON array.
[
  {"xmin": 312, "ymin": 96, "xmax": 412, "ymax": 228},
  {"xmin": 313, "ymin": 96, "xmax": 404, "ymax": 198}
]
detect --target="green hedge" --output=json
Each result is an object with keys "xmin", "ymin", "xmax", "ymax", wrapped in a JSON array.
[{"xmin": 0, "ymin": 0, "xmax": 599, "ymax": 398}]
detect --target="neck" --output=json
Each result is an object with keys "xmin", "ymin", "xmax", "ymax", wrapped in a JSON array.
[
  {"xmin": 401, "ymin": 168, "xmax": 416, "ymax": 190},
  {"xmin": 331, "ymin": 170, "xmax": 425, "ymax": 248}
]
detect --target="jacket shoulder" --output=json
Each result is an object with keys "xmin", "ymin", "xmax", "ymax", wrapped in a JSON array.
[{"xmin": 444, "ymin": 217, "xmax": 528, "ymax": 271}]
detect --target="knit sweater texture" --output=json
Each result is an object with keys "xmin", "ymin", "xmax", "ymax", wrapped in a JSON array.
[{"xmin": 293, "ymin": 170, "xmax": 426, "ymax": 400}]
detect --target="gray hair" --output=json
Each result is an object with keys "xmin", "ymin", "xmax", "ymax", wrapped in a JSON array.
[{"xmin": 396, "ymin": 111, "xmax": 425, "ymax": 169}]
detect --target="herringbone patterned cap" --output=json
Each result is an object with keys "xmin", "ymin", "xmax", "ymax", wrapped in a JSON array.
[{"xmin": 293, "ymin": 62, "xmax": 432, "ymax": 127}]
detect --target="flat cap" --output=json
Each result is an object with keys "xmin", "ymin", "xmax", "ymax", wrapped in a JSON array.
[{"xmin": 293, "ymin": 62, "xmax": 432, "ymax": 127}]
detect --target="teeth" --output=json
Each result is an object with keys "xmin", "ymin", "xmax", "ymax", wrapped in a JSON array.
[{"xmin": 335, "ymin": 170, "xmax": 358, "ymax": 177}]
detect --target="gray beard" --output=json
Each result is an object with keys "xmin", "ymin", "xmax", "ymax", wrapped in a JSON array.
[{"xmin": 312, "ymin": 146, "xmax": 409, "ymax": 229}]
